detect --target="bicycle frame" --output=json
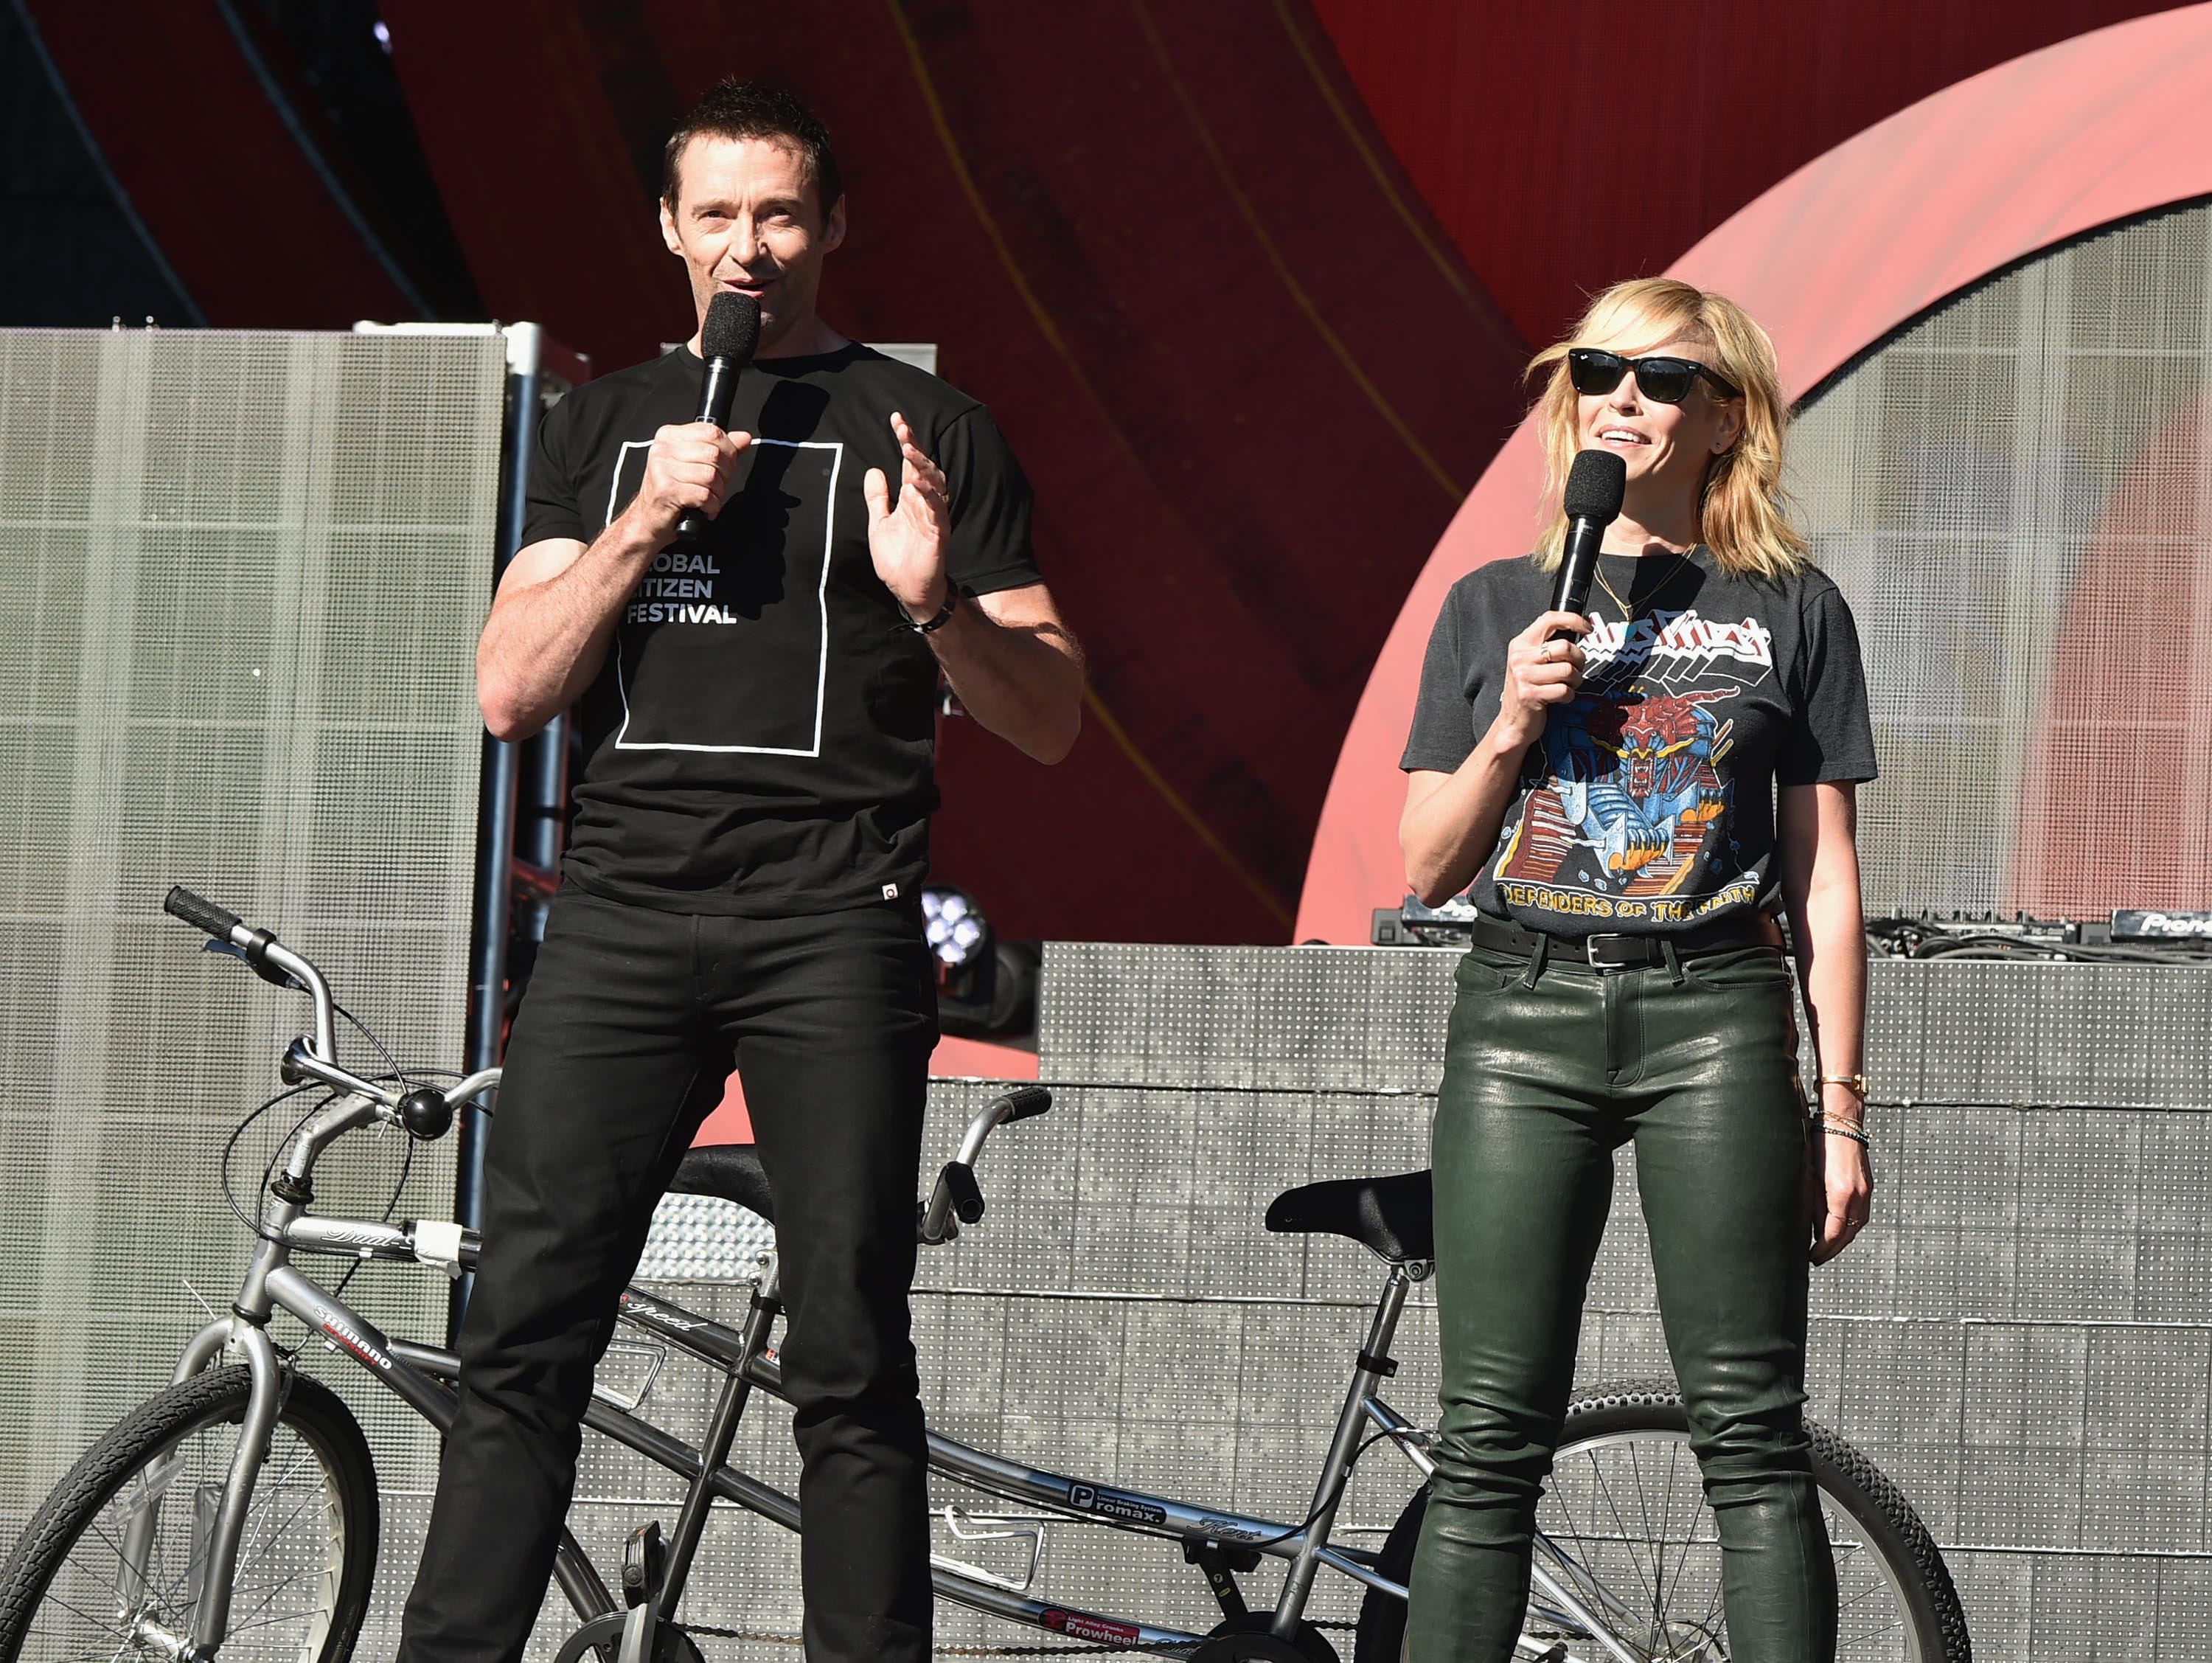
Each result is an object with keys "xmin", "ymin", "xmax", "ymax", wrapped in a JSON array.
[
  {"xmin": 168, "ymin": 1193, "xmax": 1618, "ymax": 1663},
  {"xmin": 105, "ymin": 896, "xmax": 1941, "ymax": 1663},
  {"xmin": 138, "ymin": 898, "xmax": 1610, "ymax": 1661}
]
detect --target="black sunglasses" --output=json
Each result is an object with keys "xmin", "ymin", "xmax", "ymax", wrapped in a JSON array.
[{"xmin": 1568, "ymin": 347, "xmax": 1742, "ymax": 405}]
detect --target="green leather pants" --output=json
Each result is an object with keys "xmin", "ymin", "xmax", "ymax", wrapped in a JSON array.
[{"xmin": 1407, "ymin": 940, "xmax": 1837, "ymax": 1662}]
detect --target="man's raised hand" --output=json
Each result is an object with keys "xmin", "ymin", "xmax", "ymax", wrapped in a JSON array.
[
  {"xmin": 622, "ymin": 422, "xmax": 751, "ymax": 547},
  {"xmin": 864, "ymin": 412, "xmax": 952, "ymax": 620}
]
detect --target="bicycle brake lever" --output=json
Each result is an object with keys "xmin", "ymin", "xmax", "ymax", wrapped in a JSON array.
[
  {"xmin": 201, "ymin": 937, "xmax": 306, "ymax": 992},
  {"xmin": 916, "ymin": 1197, "xmax": 961, "ymax": 1246}
]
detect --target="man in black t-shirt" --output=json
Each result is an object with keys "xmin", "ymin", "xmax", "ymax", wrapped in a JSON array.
[{"xmin": 397, "ymin": 83, "xmax": 1083, "ymax": 1663}]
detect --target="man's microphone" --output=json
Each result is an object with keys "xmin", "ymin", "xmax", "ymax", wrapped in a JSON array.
[
  {"xmin": 675, "ymin": 291, "xmax": 762, "ymax": 542},
  {"xmin": 1549, "ymin": 448, "xmax": 1628, "ymax": 627}
]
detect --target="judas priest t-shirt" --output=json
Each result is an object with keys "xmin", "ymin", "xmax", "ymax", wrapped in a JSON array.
[
  {"xmin": 521, "ymin": 342, "xmax": 1043, "ymax": 915},
  {"xmin": 1401, "ymin": 547, "xmax": 1877, "ymax": 938}
]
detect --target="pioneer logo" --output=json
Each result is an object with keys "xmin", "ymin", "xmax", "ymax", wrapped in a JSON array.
[{"xmin": 1066, "ymin": 1484, "xmax": 1167, "ymax": 1527}]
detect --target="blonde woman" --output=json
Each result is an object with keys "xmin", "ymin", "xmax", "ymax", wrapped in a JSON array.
[{"xmin": 1399, "ymin": 278, "xmax": 1875, "ymax": 1662}]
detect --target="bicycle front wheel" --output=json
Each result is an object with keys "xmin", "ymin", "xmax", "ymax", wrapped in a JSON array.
[
  {"xmin": 0, "ymin": 1364, "xmax": 378, "ymax": 1663},
  {"xmin": 1356, "ymin": 1381, "xmax": 1969, "ymax": 1662}
]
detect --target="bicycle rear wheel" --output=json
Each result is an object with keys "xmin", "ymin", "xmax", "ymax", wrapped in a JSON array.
[
  {"xmin": 0, "ymin": 1364, "xmax": 378, "ymax": 1663},
  {"xmin": 1355, "ymin": 1381, "xmax": 1969, "ymax": 1662}
]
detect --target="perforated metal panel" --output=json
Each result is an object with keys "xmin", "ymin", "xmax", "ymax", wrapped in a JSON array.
[
  {"xmin": 1788, "ymin": 198, "xmax": 2212, "ymax": 916},
  {"xmin": 560, "ymin": 945, "xmax": 2212, "ymax": 1657},
  {"xmin": 0, "ymin": 327, "xmax": 500, "ymax": 1645},
  {"xmin": 636, "ymin": 1192, "xmax": 776, "ymax": 1282}
]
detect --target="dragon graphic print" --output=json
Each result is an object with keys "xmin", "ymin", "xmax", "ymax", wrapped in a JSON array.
[
  {"xmin": 1495, "ymin": 607, "xmax": 1777, "ymax": 927},
  {"xmin": 1403, "ymin": 552, "xmax": 1877, "ymax": 937}
]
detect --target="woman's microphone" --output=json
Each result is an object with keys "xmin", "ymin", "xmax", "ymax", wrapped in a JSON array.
[
  {"xmin": 1550, "ymin": 448, "xmax": 1628, "ymax": 625},
  {"xmin": 675, "ymin": 291, "xmax": 763, "ymax": 542}
]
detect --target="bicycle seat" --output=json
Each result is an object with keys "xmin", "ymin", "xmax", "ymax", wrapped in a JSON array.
[
  {"xmin": 667, "ymin": 1142, "xmax": 776, "ymax": 1223},
  {"xmin": 1264, "ymin": 1170, "xmax": 1433, "ymax": 1263}
]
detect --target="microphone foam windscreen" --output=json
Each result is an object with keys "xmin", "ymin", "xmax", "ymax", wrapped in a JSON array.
[
  {"xmin": 701, "ymin": 291, "xmax": 762, "ymax": 365},
  {"xmin": 1562, "ymin": 448, "xmax": 1628, "ymax": 522}
]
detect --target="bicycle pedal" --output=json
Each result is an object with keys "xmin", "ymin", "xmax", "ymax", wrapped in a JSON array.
[{"xmin": 622, "ymin": 1520, "xmax": 666, "ymax": 1608}]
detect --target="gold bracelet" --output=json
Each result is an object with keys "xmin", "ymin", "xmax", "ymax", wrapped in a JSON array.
[{"xmin": 1817, "ymin": 1072, "xmax": 1867, "ymax": 1097}]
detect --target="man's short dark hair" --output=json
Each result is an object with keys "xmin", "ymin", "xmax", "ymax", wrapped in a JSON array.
[{"xmin": 661, "ymin": 81, "xmax": 842, "ymax": 218}]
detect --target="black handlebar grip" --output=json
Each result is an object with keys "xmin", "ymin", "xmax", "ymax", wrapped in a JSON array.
[
  {"xmin": 995, "ymin": 1084, "xmax": 1052, "ymax": 1122},
  {"xmin": 941, "ymin": 1161, "xmax": 987, "ymax": 1225},
  {"xmin": 164, "ymin": 886, "xmax": 242, "ymax": 942}
]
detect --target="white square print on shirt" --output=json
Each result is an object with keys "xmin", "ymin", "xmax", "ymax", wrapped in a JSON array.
[{"xmin": 605, "ymin": 437, "xmax": 845, "ymax": 756}]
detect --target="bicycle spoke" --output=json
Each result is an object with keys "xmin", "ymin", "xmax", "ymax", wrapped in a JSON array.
[
  {"xmin": 113, "ymin": 1521, "xmax": 204, "ymax": 1613},
  {"xmin": 18, "ymin": 1634, "xmax": 128, "ymax": 1663},
  {"xmin": 91, "ymin": 1474, "xmax": 212, "ymax": 1614},
  {"xmin": 1669, "ymin": 1445, "xmax": 1725, "ymax": 1656},
  {"xmin": 248, "ymin": 1486, "xmax": 324, "ymax": 1560},
  {"xmin": 21, "ymin": 1427, "xmax": 347, "ymax": 1663},
  {"xmin": 1646, "ymin": 1439, "xmax": 1683, "ymax": 1637},
  {"xmin": 27, "ymin": 1586, "xmax": 130, "ymax": 1636},
  {"xmin": 220, "ymin": 1605, "xmax": 330, "ymax": 1638},
  {"xmin": 1657, "ymin": 1445, "xmax": 1704, "ymax": 1634},
  {"xmin": 1591, "ymin": 1446, "xmax": 1656, "ymax": 1628},
  {"xmin": 24, "ymin": 1637, "xmax": 136, "ymax": 1663}
]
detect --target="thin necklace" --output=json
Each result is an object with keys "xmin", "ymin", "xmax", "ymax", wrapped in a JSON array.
[{"xmin": 1593, "ymin": 546, "xmax": 1694, "ymax": 620}]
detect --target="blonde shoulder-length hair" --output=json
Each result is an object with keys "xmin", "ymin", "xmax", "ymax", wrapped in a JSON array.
[{"xmin": 1527, "ymin": 277, "xmax": 1808, "ymax": 582}]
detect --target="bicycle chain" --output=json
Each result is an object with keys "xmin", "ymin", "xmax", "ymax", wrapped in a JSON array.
[{"xmin": 680, "ymin": 1618, "xmax": 1358, "ymax": 1656}]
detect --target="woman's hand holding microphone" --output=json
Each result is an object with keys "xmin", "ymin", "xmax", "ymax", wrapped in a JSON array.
[
  {"xmin": 1492, "ymin": 611, "xmax": 1593, "ymax": 749},
  {"xmin": 1403, "ymin": 608, "xmax": 1595, "ymax": 905}
]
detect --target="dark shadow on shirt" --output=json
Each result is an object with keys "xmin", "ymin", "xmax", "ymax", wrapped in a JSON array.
[
  {"xmin": 714, "ymin": 381, "xmax": 837, "ymax": 618},
  {"xmin": 756, "ymin": 378, "xmax": 830, "ymax": 445}
]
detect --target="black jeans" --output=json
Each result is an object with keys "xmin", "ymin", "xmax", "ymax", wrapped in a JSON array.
[
  {"xmin": 1408, "ymin": 941, "xmax": 1836, "ymax": 1662},
  {"xmin": 397, "ymin": 888, "xmax": 939, "ymax": 1663}
]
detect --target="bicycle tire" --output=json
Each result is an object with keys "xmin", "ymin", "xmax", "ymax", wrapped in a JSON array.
[
  {"xmin": 0, "ymin": 1364, "xmax": 378, "ymax": 1663},
  {"xmin": 1353, "ymin": 1381, "xmax": 1969, "ymax": 1662}
]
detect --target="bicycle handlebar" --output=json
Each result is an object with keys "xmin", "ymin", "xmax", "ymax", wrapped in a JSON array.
[
  {"xmin": 164, "ymin": 886, "xmax": 244, "ymax": 943},
  {"xmin": 162, "ymin": 885, "xmax": 493, "ymax": 1148},
  {"xmin": 172, "ymin": 886, "xmax": 345, "ymax": 1065},
  {"xmin": 992, "ymin": 1083, "xmax": 1052, "ymax": 1125},
  {"xmin": 920, "ymin": 1086, "xmax": 1054, "ymax": 1245}
]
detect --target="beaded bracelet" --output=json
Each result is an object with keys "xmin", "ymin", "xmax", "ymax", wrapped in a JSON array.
[{"xmin": 1820, "ymin": 1119, "xmax": 1870, "ymax": 1148}]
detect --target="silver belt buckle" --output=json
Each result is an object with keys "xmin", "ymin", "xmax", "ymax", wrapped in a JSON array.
[{"xmin": 1584, "ymin": 932, "xmax": 1636, "ymax": 973}]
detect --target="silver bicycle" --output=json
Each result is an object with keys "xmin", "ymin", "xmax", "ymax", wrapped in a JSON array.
[{"xmin": 0, "ymin": 890, "xmax": 1969, "ymax": 1662}]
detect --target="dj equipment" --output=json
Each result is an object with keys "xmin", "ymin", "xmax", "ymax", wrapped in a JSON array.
[{"xmin": 1374, "ymin": 898, "xmax": 2212, "ymax": 961}]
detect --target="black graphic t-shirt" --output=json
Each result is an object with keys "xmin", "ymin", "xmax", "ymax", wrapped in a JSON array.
[
  {"xmin": 1401, "ymin": 547, "xmax": 1877, "ymax": 937},
  {"xmin": 521, "ymin": 343, "xmax": 1043, "ymax": 915}
]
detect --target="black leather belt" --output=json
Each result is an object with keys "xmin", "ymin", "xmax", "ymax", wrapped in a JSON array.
[{"xmin": 1469, "ymin": 912, "xmax": 1784, "ymax": 972}]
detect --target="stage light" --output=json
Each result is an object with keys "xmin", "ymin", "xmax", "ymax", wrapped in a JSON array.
[
  {"xmin": 922, "ymin": 885, "xmax": 990, "ymax": 971},
  {"xmin": 920, "ymin": 885, "xmax": 1039, "ymax": 1044}
]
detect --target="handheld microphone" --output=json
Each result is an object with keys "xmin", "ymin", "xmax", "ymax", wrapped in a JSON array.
[
  {"xmin": 675, "ymin": 291, "xmax": 762, "ymax": 542},
  {"xmin": 1549, "ymin": 448, "xmax": 1628, "ymax": 628}
]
